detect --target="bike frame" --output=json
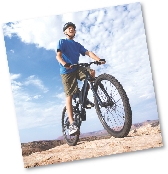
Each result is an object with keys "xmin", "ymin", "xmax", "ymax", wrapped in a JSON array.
[
  {"xmin": 72, "ymin": 61, "xmax": 113, "ymax": 122},
  {"xmin": 78, "ymin": 64, "xmax": 111, "ymax": 109},
  {"xmin": 63, "ymin": 61, "xmax": 132, "ymax": 146}
]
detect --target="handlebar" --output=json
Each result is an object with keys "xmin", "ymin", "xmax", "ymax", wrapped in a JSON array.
[{"xmin": 71, "ymin": 60, "xmax": 106, "ymax": 68}]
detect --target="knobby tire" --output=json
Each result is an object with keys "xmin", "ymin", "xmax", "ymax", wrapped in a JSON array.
[{"xmin": 94, "ymin": 73, "xmax": 132, "ymax": 138}]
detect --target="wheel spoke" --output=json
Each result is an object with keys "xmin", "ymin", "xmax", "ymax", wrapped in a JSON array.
[
  {"xmin": 95, "ymin": 78, "xmax": 127, "ymax": 133},
  {"xmin": 62, "ymin": 106, "xmax": 80, "ymax": 146}
]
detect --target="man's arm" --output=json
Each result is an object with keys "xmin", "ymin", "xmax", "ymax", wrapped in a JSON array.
[
  {"xmin": 85, "ymin": 51, "xmax": 100, "ymax": 61},
  {"xmin": 56, "ymin": 51, "xmax": 66, "ymax": 66},
  {"xmin": 85, "ymin": 51, "xmax": 106, "ymax": 64},
  {"xmin": 56, "ymin": 51, "xmax": 72, "ymax": 69}
]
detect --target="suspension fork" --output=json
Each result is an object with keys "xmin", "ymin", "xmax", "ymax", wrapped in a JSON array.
[
  {"xmin": 82, "ymin": 74, "xmax": 89, "ymax": 107},
  {"xmin": 79, "ymin": 71, "xmax": 89, "ymax": 108},
  {"xmin": 90, "ymin": 81, "xmax": 113, "ymax": 107},
  {"xmin": 98, "ymin": 82, "xmax": 111, "ymax": 102},
  {"xmin": 90, "ymin": 82, "xmax": 104, "ymax": 107}
]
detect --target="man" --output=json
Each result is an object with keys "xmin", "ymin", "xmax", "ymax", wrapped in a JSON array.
[{"xmin": 56, "ymin": 22, "xmax": 105, "ymax": 135}]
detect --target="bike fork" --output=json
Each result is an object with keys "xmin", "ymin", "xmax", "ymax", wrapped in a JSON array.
[
  {"xmin": 98, "ymin": 82, "xmax": 111, "ymax": 102},
  {"xmin": 90, "ymin": 82, "xmax": 104, "ymax": 107},
  {"xmin": 90, "ymin": 82, "xmax": 114, "ymax": 107}
]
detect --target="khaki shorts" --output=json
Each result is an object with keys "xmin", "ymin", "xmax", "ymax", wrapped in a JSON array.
[{"xmin": 61, "ymin": 66, "xmax": 93, "ymax": 97}]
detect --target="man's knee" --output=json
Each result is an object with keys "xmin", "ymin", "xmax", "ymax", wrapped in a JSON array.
[{"xmin": 90, "ymin": 69, "xmax": 95, "ymax": 77}]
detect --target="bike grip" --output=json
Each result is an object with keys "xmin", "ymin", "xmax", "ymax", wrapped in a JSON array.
[
  {"xmin": 64, "ymin": 63, "xmax": 72, "ymax": 67},
  {"xmin": 98, "ymin": 59, "xmax": 106, "ymax": 65},
  {"xmin": 99, "ymin": 59, "xmax": 106, "ymax": 62}
]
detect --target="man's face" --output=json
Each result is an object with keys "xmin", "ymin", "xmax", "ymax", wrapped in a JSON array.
[{"xmin": 64, "ymin": 26, "xmax": 76, "ymax": 37}]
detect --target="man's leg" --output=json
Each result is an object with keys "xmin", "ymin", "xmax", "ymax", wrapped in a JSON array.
[
  {"xmin": 90, "ymin": 69, "xmax": 95, "ymax": 78},
  {"xmin": 66, "ymin": 95, "xmax": 74, "ymax": 124},
  {"xmin": 61, "ymin": 71, "xmax": 79, "ymax": 135},
  {"xmin": 66, "ymin": 95, "xmax": 80, "ymax": 135},
  {"xmin": 87, "ymin": 69, "xmax": 95, "ymax": 90}
]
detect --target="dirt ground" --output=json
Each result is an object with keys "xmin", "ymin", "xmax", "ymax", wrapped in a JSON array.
[{"xmin": 23, "ymin": 123, "xmax": 163, "ymax": 168}]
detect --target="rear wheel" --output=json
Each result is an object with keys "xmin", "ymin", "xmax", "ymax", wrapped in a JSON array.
[
  {"xmin": 94, "ymin": 73, "xmax": 132, "ymax": 138},
  {"xmin": 62, "ymin": 106, "xmax": 80, "ymax": 146}
]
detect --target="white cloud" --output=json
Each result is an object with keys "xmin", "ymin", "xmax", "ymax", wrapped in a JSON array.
[
  {"xmin": 33, "ymin": 95, "xmax": 42, "ymax": 99},
  {"xmin": 5, "ymin": 2, "xmax": 159, "ymax": 131},
  {"xmin": 10, "ymin": 73, "xmax": 22, "ymax": 92},
  {"xmin": 55, "ymin": 92, "xmax": 65, "ymax": 99},
  {"xmin": 24, "ymin": 75, "xmax": 49, "ymax": 93},
  {"xmin": 10, "ymin": 73, "xmax": 64, "ymax": 130},
  {"xmin": 10, "ymin": 73, "xmax": 21, "ymax": 80},
  {"xmin": 3, "ymin": 15, "xmax": 63, "ymax": 51},
  {"xmin": 15, "ymin": 100, "xmax": 64, "ymax": 130},
  {"xmin": 10, "ymin": 49, "xmax": 14, "ymax": 53}
]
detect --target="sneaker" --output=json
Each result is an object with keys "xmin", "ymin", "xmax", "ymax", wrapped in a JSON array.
[
  {"xmin": 69, "ymin": 122, "xmax": 80, "ymax": 136},
  {"xmin": 86, "ymin": 98, "xmax": 94, "ymax": 108}
]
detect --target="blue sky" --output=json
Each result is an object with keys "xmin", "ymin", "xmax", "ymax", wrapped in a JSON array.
[{"xmin": 2, "ymin": 2, "xmax": 159, "ymax": 143}]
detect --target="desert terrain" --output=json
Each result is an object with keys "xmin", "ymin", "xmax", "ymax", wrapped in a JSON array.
[{"xmin": 22, "ymin": 120, "xmax": 163, "ymax": 168}]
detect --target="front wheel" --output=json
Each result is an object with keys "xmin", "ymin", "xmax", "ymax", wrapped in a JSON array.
[
  {"xmin": 94, "ymin": 73, "xmax": 132, "ymax": 138},
  {"xmin": 62, "ymin": 106, "xmax": 80, "ymax": 146}
]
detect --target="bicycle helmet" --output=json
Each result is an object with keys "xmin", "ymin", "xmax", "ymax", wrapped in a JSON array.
[{"xmin": 63, "ymin": 22, "xmax": 76, "ymax": 32}]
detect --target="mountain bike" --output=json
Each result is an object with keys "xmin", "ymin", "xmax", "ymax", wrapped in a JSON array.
[{"xmin": 62, "ymin": 61, "xmax": 132, "ymax": 146}]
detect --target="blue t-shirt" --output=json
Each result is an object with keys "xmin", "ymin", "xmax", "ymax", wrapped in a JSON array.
[{"xmin": 57, "ymin": 38, "xmax": 88, "ymax": 74}]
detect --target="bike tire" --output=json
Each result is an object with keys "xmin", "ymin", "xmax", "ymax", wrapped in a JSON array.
[
  {"xmin": 94, "ymin": 73, "xmax": 132, "ymax": 138},
  {"xmin": 62, "ymin": 106, "xmax": 79, "ymax": 146}
]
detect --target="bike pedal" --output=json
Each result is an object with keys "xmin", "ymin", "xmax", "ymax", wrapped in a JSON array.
[{"xmin": 86, "ymin": 106, "xmax": 91, "ymax": 109}]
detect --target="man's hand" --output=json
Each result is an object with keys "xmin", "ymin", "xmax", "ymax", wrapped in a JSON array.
[{"xmin": 63, "ymin": 63, "xmax": 73, "ymax": 69}]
